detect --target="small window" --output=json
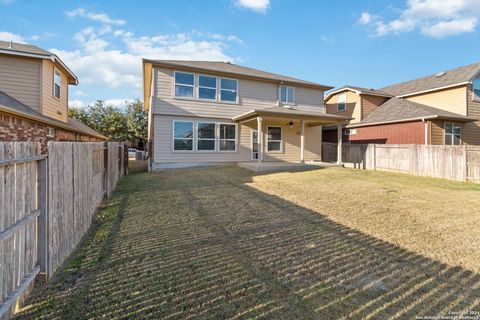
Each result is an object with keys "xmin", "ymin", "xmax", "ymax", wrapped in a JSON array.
[
  {"xmin": 219, "ymin": 124, "xmax": 236, "ymax": 151},
  {"xmin": 345, "ymin": 128, "xmax": 357, "ymax": 136},
  {"xmin": 445, "ymin": 123, "xmax": 461, "ymax": 145},
  {"xmin": 267, "ymin": 126, "xmax": 282, "ymax": 152},
  {"xmin": 473, "ymin": 78, "xmax": 480, "ymax": 101},
  {"xmin": 279, "ymin": 86, "xmax": 294, "ymax": 104},
  {"xmin": 173, "ymin": 121, "xmax": 194, "ymax": 151},
  {"xmin": 47, "ymin": 127, "xmax": 55, "ymax": 137},
  {"xmin": 220, "ymin": 78, "xmax": 237, "ymax": 102},
  {"xmin": 197, "ymin": 122, "xmax": 216, "ymax": 151},
  {"xmin": 174, "ymin": 72, "xmax": 195, "ymax": 98},
  {"xmin": 198, "ymin": 75, "xmax": 217, "ymax": 100},
  {"xmin": 337, "ymin": 92, "xmax": 346, "ymax": 112},
  {"xmin": 54, "ymin": 70, "xmax": 61, "ymax": 99}
]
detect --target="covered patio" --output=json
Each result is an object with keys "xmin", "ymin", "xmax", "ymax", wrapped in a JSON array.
[{"xmin": 232, "ymin": 107, "xmax": 349, "ymax": 167}]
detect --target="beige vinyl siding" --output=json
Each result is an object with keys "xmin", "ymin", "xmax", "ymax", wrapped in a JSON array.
[
  {"xmin": 465, "ymin": 83, "xmax": 480, "ymax": 145},
  {"xmin": 152, "ymin": 67, "xmax": 324, "ymax": 119},
  {"xmin": 362, "ymin": 95, "xmax": 388, "ymax": 119},
  {"xmin": 0, "ymin": 55, "xmax": 41, "ymax": 111},
  {"xmin": 262, "ymin": 122, "xmax": 322, "ymax": 162},
  {"xmin": 42, "ymin": 60, "xmax": 68, "ymax": 122},
  {"xmin": 325, "ymin": 91, "xmax": 361, "ymax": 123},
  {"xmin": 430, "ymin": 120, "xmax": 444, "ymax": 145},
  {"xmin": 153, "ymin": 115, "xmax": 251, "ymax": 164},
  {"xmin": 152, "ymin": 115, "xmax": 323, "ymax": 164},
  {"xmin": 405, "ymin": 86, "xmax": 467, "ymax": 116}
]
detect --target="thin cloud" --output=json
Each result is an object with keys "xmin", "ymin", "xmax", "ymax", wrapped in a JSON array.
[
  {"xmin": 359, "ymin": 0, "xmax": 480, "ymax": 38},
  {"xmin": 235, "ymin": 0, "xmax": 270, "ymax": 13},
  {"xmin": 67, "ymin": 8, "xmax": 126, "ymax": 25}
]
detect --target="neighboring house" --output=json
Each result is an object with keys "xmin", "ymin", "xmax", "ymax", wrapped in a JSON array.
[
  {"xmin": 142, "ymin": 60, "xmax": 349, "ymax": 170},
  {"xmin": 324, "ymin": 62, "xmax": 480, "ymax": 145},
  {"xmin": 0, "ymin": 41, "xmax": 106, "ymax": 152}
]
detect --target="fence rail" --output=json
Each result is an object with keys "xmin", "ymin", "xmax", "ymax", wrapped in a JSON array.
[
  {"xmin": 0, "ymin": 141, "xmax": 127, "ymax": 319},
  {"xmin": 323, "ymin": 142, "xmax": 480, "ymax": 183}
]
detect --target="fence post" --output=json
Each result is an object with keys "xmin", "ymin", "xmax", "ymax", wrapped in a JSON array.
[
  {"xmin": 104, "ymin": 142, "xmax": 109, "ymax": 198},
  {"xmin": 373, "ymin": 144, "xmax": 377, "ymax": 171},
  {"xmin": 37, "ymin": 157, "xmax": 48, "ymax": 279}
]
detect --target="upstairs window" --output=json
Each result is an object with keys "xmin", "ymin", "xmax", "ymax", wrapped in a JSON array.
[
  {"xmin": 445, "ymin": 123, "xmax": 461, "ymax": 145},
  {"xmin": 220, "ymin": 78, "xmax": 237, "ymax": 102},
  {"xmin": 337, "ymin": 92, "xmax": 346, "ymax": 112},
  {"xmin": 54, "ymin": 70, "xmax": 61, "ymax": 99},
  {"xmin": 198, "ymin": 75, "xmax": 217, "ymax": 100},
  {"xmin": 474, "ymin": 78, "xmax": 480, "ymax": 100},
  {"xmin": 197, "ymin": 122, "xmax": 216, "ymax": 151},
  {"xmin": 279, "ymin": 86, "xmax": 294, "ymax": 104},
  {"xmin": 174, "ymin": 72, "xmax": 195, "ymax": 98},
  {"xmin": 173, "ymin": 121, "xmax": 194, "ymax": 151}
]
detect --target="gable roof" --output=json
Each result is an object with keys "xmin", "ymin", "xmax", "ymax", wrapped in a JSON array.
[
  {"xmin": 143, "ymin": 59, "xmax": 333, "ymax": 90},
  {"xmin": 0, "ymin": 40, "xmax": 78, "ymax": 85},
  {"xmin": 0, "ymin": 90, "xmax": 106, "ymax": 139},
  {"xmin": 347, "ymin": 97, "xmax": 476, "ymax": 128},
  {"xmin": 325, "ymin": 85, "xmax": 393, "ymax": 101},
  {"xmin": 380, "ymin": 62, "xmax": 480, "ymax": 97}
]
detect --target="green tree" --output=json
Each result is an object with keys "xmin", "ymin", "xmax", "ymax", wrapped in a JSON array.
[{"xmin": 126, "ymin": 99, "xmax": 148, "ymax": 144}]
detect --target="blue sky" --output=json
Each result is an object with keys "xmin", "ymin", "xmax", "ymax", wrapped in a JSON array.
[{"xmin": 1, "ymin": 0, "xmax": 480, "ymax": 107}]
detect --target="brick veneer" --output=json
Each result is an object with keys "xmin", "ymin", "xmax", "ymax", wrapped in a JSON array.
[{"xmin": 0, "ymin": 112, "xmax": 102, "ymax": 153}]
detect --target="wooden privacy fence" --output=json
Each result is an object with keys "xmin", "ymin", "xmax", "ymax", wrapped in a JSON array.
[
  {"xmin": 323, "ymin": 142, "xmax": 480, "ymax": 183},
  {"xmin": 0, "ymin": 141, "xmax": 127, "ymax": 318}
]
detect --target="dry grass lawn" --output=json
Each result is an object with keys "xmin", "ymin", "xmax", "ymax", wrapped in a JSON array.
[
  {"xmin": 14, "ymin": 164, "xmax": 480, "ymax": 319},
  {"xmin": 249, "ymin": 167, "xmax": 480, "ymax": 273}
]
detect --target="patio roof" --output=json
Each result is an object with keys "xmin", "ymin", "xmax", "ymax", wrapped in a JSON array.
[{"xmin": 231, "ymin": 107, "xmax": 350, "ymax": 124}]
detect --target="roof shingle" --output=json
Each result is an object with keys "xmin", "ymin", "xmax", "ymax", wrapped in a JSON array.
[
  {"xmin": 348, "ymin": 97, "xmax": 476, "ymax": 127},
  {"xmin": 380, "ymin": 62, "xmax": 480, "ymax": 96},
  {"xmin": 0, "ymin": 90, "xmax": 106, "ymax": 139}
]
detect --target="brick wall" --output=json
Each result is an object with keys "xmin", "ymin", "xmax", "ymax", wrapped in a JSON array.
[
  {"xmin": 323, "ymin": 121, "xmax": 426, "ymax": 144},
  {"xmin": 0, "ymin": 112, "xmax": 103, "ymax": 153},
  {"xmin": 349, "ymin": 121, "xmax": 425, "ymax": 144}
]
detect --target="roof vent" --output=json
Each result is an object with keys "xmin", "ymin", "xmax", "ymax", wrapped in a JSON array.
[
  {"xmin": 8, "ymin": 41, "xmax": 13, "ymax": 49},
  {"xmin": 224, "ymin": 61, "xmax": 231, "ymax": 64},
  {"xmin": 435, "ymin": 71, "xmax": 446, "ymax": 78}
]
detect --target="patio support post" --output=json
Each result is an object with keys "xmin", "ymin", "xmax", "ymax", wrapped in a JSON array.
[
  {"xmin": 337, "ymin": 124, "xmax": 343, "ymax": 164},
  {"xmin": 257, "ymin": 116, "xmax": 263, "ymax": 163},
  {"xmin": 300, "ymin": 120, "xmax": 305, "ymax": 163}
]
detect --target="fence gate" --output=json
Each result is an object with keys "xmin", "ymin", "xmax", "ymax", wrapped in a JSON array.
[{"xmin": 0, "ymin": 142, "xmax": 47, "ymax": 317}]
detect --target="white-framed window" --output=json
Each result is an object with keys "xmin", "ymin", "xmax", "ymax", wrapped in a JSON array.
[
  {"xmin": 279, "ymin": 86, "xmax": 294, "ymax": 105},
  {"xmin": 345, "ymin": 129, "xmax": 357, "ymax": 135},
  {"xmin": 198, "ymin": 75, "xmax": 217, "ymax": 100},
  {"xmin": 197, "ymin": 122, "xmax": 216, "ymax": 151},
  {"xmin": 267, "ymin": 126, "xmax": 282, "ymax": 152},
  {"xmin": 337, "ymin": 92, "xmax": 346, "ymax": 112},
  {"xmin": 174, "ymin": 72, "xmax": 195, "ymax": 98},
  {"xmin": 219, "ymin": 123, "xmax": 237, "ymax": 151},
  {"xmin": 220, "ymin": 78, "xmax": 238, "ymax": 102},
  {"xmin": 173, "ymin": 121, "xmax": 194, "ymax": 151},
  {"xmin": 444, "ymin": 122, "xmax": 461, "ymax": 145},
  {"xmin": 53, "ymin": 70, "xmax": 61, "ymax": 99},
  {"xmin": 473, "ymin": 78, "xmax": 480, "ymax": 101},
  {"xmin": 47, "ymin": 127, "xmax": 55, "ymax": 137}
]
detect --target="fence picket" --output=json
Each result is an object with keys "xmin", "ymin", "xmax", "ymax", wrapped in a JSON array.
[
  {"xmin": 323, "ymin": 142, "xmax": 480, "ymax": 183},
  {"xmin": 0, "ymin": 141, "xmax": 127, "ymax": 318}
]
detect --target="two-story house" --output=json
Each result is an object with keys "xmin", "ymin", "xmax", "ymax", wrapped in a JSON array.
[
  {"xmin": 142, "ymin": 60, "xmax": 349, "ymax": 170},
  {"xmin": 0, "ymin": 41, "xmax": 106, "ymax": 152},
  {"xmin": 323, "ymin": 63, "xmax": 480, "ymax": 145}
]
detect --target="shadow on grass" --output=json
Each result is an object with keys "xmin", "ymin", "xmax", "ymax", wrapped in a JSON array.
[{"xmin": 14, "ymin": 166, "xmax": 480, "ymax": 319}]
